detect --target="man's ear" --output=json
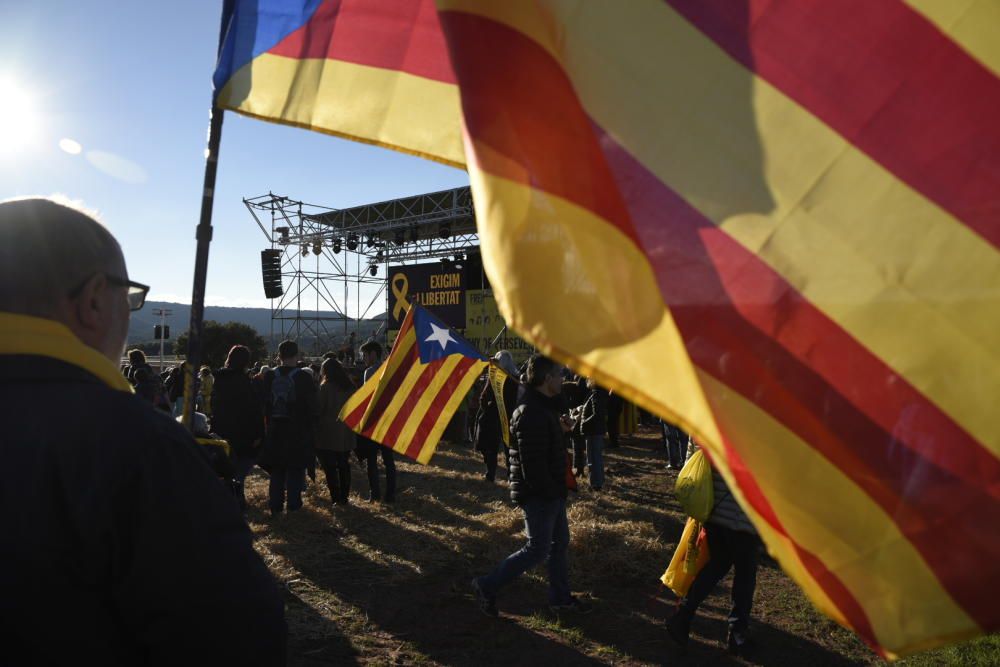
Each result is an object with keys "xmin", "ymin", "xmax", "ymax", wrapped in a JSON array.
[{"xmin": 70, "ymin": 272, "xmax": 108, "ymax": 333}]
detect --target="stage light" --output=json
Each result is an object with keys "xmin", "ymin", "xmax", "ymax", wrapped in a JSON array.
[
  {"xmin": 312, "ymin": 243, "xmax": 322, "ymax": 255},
  {"xmin": 440, "ymin": 257, "xmax": 452, "ymax": 268},
  {"xmin": 369, "ymin": 264, "xmax": 378, "ymax": 276},
  {"xmin": 410, "ymin": 226, "xmax": 418, "ymax": 243},
  {"xmin": 346, "ymin": 234, "xmax": 358, "ymax": 251},
  {"xmin": 301, "ymin": 245, "xmax": 309, "ymax": 256},
  {"xmin": 276, "ymin": 226, "xmax": 290, "ymax": 245},
  {"xmin": 438, "ymin": 224, "xmax": 450, "ymax": 239},
  {"xmin": 376, "ymin": 248, "xmax": 384, "ymax": 261},
  {"xmin": 332, "ymin": 239, "xmax": 342, "ymax": 254},
  {"xmin": 394, "ymin": 230, "xmax": 405, "ymax": 246},
  {"xmin": 366, "ymin": 235, "xmax": 376, "ymax": 248}
]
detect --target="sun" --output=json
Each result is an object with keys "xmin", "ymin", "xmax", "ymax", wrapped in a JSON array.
[{"xmin": 0, "ymin": 76, "xmax": 39, "ymax": 157}]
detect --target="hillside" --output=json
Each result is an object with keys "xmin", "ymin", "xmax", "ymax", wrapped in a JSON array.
[{"xmin": 130, "ymin": 301, "xmax": 386, "ymax": 346}]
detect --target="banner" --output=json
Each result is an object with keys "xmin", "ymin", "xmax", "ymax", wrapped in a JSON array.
[{"xmin": 388, "ymin": 263, "xmax": 466, "ymax": 330}]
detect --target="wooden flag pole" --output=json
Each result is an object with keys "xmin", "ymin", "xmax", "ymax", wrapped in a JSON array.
[{"xmin": 181, "ymin": 3, "xmax": 231, "ymax": 429}]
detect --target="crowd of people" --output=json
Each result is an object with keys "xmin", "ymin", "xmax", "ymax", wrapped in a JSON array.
[{"xmin": 3, "ymin": 196, "xmax": 762, "ymax": 663}]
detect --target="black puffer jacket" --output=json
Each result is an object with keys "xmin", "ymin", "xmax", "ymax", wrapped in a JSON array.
[
  {"xmin": 579, "ymin": 387, "xmax": 609, "ymax": 437},
  {"xmin": 0, "ymin": 355, "xmax": 285, "ymax": 664},
  {"xmin": 508, "ymin": 386, "xmax": 567, "ymax": 505}
]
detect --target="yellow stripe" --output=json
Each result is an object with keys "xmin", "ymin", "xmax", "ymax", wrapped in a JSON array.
[
  {"xmin": 217, "ymin": 54, "xmax": 465, "ymax": 168},
  {"xmin": 904, "ymin": 0, "xmax": 1000, "ymax": 77},
  {"xmin": 460, "ymin": 0, "xmax": 1000, "ymax": 456},
  {"xmin": 698, "ymin": 372, "xmax": 977, "ymax": 656},
  {"xmin": 412, "ymin": 359, "xmax": 487, "ymax": 464},
  {"xmin": 469, "ymin": 169, "xmax": 722, "ymax": 454},
  {"xmin": 0, "ymin": 312, "xmax": 133, "ymax": 393}
]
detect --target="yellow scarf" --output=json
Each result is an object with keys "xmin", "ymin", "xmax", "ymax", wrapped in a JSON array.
[{"xmin": 0, "ymin": 311, "xmax": 133, "ymax": 392}]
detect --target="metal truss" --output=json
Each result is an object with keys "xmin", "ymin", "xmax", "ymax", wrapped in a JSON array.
[{"xmin": 244, "ymin": 186, "xmax": 480, "ymax": 354}]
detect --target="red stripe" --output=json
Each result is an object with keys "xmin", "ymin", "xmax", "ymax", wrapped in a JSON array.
[
  {"xmin": 713, "ymin": 429, "xmax": 883, "ymax": 655},
  {"xmin": 403, "ymin": 357, "xmax": 478, "ymax": 461},
  {"xmin": 344, "ymin": 312, "xmax": 413, "ymax": 428},
  {"xmin": 665, "ymin": 0, "xmax": 1000, "ymax": 248},
  {"xmin": 598, "ymin": 123, "xmax": 1000, "ymax": 630},
  {"xmin": 437, "ymin": 12, "xmax": 639, "ymax": 248},
  {"xmin": 439, "ymin": 9, "xmax": 1000, "ymax": 631},
  {"xmin": 359, "ymin": 334, "xmax": 417, "ymax": 437},
  {"xmin": 380, "ymin": 360, "xmax": 441, "ymax": 448},
  {"xmin": 342, "ymin": 390, "xmax": 372, "ymax": 428},
  {"xmin": 269, "ymin": 0, "xmax": 456, "ymax": 84}
]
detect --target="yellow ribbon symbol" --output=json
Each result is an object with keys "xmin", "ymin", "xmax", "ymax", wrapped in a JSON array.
[{"xmin": 391, "ymin": 272, "xmax": 410, "ymax": 321}]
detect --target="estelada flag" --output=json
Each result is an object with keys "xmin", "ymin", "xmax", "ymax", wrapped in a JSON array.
[
  {"xmin": 339, "ymin": 303, "xmax": 486, "ymax": 464},
  {"xmin": 214, "ymin": 1, "xmax": 1000, "ymax": 658}
]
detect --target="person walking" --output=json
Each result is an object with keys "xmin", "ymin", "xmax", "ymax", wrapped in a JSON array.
[
  {"xmin": 211, "ymin": 345, "xmax": 265, "ymax": 510},
  {"xmin": 471, "ymin": 354, "xmax": 591, "ymax": 617},
  {"xmin": 0, "ymin": 197, "xmax": 285, "ymax": 663},
  {"xmin": 666, "ymin": 468, "xmax": 761, "ymax": 655},
  {"xmin": 315, "ymin": 357, "xmax": 356, "ymax": 505},
  {"xmin": 356, "ymin": 340, "xmax": 397, "ymax": 502},
  {"xmin": 198, "ymin": 364, "xmax": 214, "ymax": 416},
  {"xmin": 259, "ymin": 339, "xmax": 317, "ymax": 516}
]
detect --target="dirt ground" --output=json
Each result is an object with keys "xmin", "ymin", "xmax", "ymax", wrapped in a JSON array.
[{"xmin": 242, "ymin": 427, "xmax": 995, "ymax": 666}]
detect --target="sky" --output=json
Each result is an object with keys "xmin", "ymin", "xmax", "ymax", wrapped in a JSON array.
[{"xmin": 0, "ymin": 1, "xmax": 469, "ymax": 311}]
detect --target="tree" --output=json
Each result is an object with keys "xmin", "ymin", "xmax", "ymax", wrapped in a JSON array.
[{"xmin": 174, "ymin": 321, "xmax": 268, "ymax": 369}]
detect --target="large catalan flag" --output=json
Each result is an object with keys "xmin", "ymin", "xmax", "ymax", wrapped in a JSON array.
[
  {"xmin": 213, "ymin": 1, "xmax": 1000, "ymax": 657},
  {"xmin": 339, "ymin": 303, "xmax": 487, "ymax": 464}
]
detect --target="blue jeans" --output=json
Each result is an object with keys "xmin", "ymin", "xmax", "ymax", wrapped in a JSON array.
[
  {"xmin": 478, "ymin": 497, "xmax": 571, "ymax": 605},
  {"xmin": 586, "ymin": 435, "xmax": 605, "ymax": 489},
  {"xmin": 268, "ymin": 466, "xmax": 305, "ymax": 513}
]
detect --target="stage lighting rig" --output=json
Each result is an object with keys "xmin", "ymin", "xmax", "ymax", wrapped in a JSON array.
[
  {"xmin": 332, "ymin": 239, "xmax": 342, "ymax": 254},
  {"xmin": 369, "ymin": 264, "xmax": 378, "ymax": 276},
  {"xmin": 438, "ymin": 224, "xmax": 450, "ymax": 239},
  {"xmin": 346, "ymin": 234, "xmax": 359, "ymax": 251}
]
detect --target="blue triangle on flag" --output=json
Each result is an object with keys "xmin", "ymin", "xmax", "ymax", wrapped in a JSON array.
[{"xmin": 412, "ymin": 304, "xmax": 487, "ymax": 364}]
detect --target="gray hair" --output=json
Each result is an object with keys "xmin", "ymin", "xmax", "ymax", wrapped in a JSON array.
[{"xmin": 0, "ymin": 197, "xmax": 123, "ymax": 317}]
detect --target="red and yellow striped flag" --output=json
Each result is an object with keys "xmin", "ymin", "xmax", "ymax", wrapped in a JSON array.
[
  {"xmin": 214, "ymin": 0, "xmax": 1000, "ymax": 657},
  {"xmin": 339, "ymin": 303, "xmax": 487, "ymax": 464}
]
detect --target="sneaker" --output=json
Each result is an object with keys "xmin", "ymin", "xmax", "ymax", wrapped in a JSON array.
[
  {"xmin": 549, "ymin": 596, "xmax": 593, "ymax": 614},
  {"xmin": 727, "ymin": 628, "xmax": 754, "ymax": 656},
  {"xmin": 471, "ymin": 578, "xmax": 498, "ymax": 618}
]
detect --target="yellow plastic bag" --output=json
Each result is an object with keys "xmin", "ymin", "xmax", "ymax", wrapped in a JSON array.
[
  {"xmin": 674, "ymin": 449, "xmax": 714, "ymax": 522},
  {"xmin": 661, "ymin": 517, "xmax": 710, "ymax": 597}
]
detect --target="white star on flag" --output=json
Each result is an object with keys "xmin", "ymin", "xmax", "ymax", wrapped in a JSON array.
[{"xmin": 425, "ymin": 322, "xmax": 455, "ymax": 351}]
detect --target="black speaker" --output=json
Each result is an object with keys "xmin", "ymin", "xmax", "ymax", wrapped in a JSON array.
[
  {"xmin": 154, "ymin": 324, "xmax": 170, "ymax": 340},
  {"xmin": 261, "ymin": 249, "xmax": 284, "ymax": 299}
]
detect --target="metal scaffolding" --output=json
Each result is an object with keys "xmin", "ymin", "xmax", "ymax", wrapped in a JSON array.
[{"xmin": 244, "ymin": 186, "xmax": 481, "ymax": 354}]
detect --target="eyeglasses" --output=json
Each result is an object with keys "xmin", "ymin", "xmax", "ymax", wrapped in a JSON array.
[{"xmin": 68, "ymin": 273, "xmax": 150, "ymax": 311}]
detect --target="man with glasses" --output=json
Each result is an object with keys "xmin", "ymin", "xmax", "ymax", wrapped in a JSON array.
[{"xmin": 0, "ymin": 198, "xmax": 286, "ymax": 664}]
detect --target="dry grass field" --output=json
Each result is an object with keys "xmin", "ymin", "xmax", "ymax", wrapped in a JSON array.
[{"xmin": 243, "ymin": 427, "xmax": 998, "ymax": 666}]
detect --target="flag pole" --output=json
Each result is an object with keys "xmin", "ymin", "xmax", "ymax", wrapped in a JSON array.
[{"xmin": 181, "ymin": 3, "xmax": 231, "ymax": 429}]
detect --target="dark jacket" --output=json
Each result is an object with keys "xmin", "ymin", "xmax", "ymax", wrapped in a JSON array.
[
  {"xmin": 508, "ymin": 386, "xmax": 568, "ymax": 505},
  {"xmin": 580, "ymin": 386, "xmax": 609, "ymax": 437},
  {"xmin": 0, "ymin": 355, "xmax": 286, "ymax": 665},
  {"xmin": 708, "ymin": 471, "xmax": 757, "ymax": 535},
  {"xmin": 474, "ymin": 377, "xmax": 518, "ymax": 453},
  {"xmin": 260, "ymin": 366, "xmax": 317, "ymax": 470},
  {"xmin": 211, "ymin": 367, "xmax": 265, "ymax": 456}
]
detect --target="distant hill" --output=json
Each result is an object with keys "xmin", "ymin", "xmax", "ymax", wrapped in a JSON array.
[{"xmin": 130, "ymin": 301, "xmax": 386, "ymax": 347}]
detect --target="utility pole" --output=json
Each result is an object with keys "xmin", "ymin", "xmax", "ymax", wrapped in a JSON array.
[{"xmin": 152, "ymin": 308, "xmax": 172, "ymax": 373}]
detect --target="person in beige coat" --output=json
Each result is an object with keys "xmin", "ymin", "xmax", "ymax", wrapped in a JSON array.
[{"xmin": 315, "ymin": 358, "xmax": 357, "ymax": 505}]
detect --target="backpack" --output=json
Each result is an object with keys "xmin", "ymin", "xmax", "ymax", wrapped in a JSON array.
[{"xmin": 270, "ymin": 368, "xmax": 300, "ymax": 419}]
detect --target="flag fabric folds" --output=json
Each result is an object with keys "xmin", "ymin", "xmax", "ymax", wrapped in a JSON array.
[
  {"xmin": 213, "ymin": 0, "xmax": 464, "ymax": 166},
  {"xmin": 339, "ymin": 303, "xmax": 486, "ymax": 465},
  {"xmin": 214, "ymin": 0, "xmax": 1000, "ymax": 658}
]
